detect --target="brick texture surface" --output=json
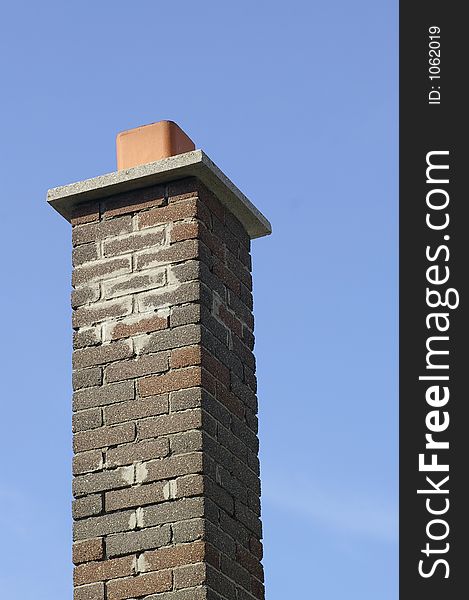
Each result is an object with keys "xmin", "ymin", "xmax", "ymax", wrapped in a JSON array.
[{"xmin": 70, "ymin": 178, "xmax": 264, "ymax": 599}]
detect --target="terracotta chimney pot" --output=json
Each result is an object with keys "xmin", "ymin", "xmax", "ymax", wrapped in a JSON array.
[{"xmin": 116, "ymin": 120, "xmax": 195, "ymax": 170}]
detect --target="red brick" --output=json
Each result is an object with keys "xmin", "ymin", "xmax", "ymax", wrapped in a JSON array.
[
  {"xmin": 249, "ymin": 536, "xmax": 263, "ymax": 561},
  {"xmin": 251, "ymin": 576, "xmax": 265, "ymax": 600},
  {"xmin": 138, "ymin": 367, "xmax": 202, "ymax": 397},
  {"xmin": 106, "ymin": 571, "xmax": 172, "ymax": 600},
  {"xmin": 102, "ymin": 185, "xmax": 166, "ymax": 218},
  {"xmin": 238, "ymin": 244, "xmax": 252, "ymax": 270},
  {"xmin": 167, "ymin": 177, "xmax": 199, "ymax": 202},
  {"xmin": 72, "ymin": 202, "xmax": 100, "ymax": 225},
  {"xmin": 236, "ymin": 544, "xmax": 264, "ymax": 581},
  {"xmin": 141, "ymin": 541, "xmax": 205, "ymax": 571},
  {"xmin": 199, "ymin": 186, "xmax": 225, "ymax": 223},
  {"xmin": 74, "ymin": 556, "xmax": 135, "ymax": 586},
  {"xmin": 213, "ymin": 259, "xmax": 241, "ymax": 295},
  {"xmin": 202, "ymin": 367, "xmax": 217, "ymax": 397},
  {"xmin": 202, "ymin": 349, "xmax": 230, "ymax": 388},
  {"xmin": 170, "ymin": 346, "xmax": 202, "ymax": 369},
  {"xmin": 218, "ymin": 304, "xmax": 243, "ymax": 338},
  {"xmin": 225, "ymin": 211, "xmax": 250, "ymax": 248},
  {"xmin": 138, "ymin": 198, "xmax": 198, "ymax": 229},
  {"xmin": 169, "ymin": 220, "xmax": 200, "ymax": 243},
  {"xmin": 73, "ymin": 538, "xmax": 104, "ymax": 565},
  {"xmin": 199, "ymin": 222, "xmax": 225, "ymax": 260}
]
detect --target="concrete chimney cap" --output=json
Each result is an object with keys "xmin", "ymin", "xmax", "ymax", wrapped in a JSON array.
[{"xmin": 47, "ymin": 147, "xmax": 272, "ymax": 239}]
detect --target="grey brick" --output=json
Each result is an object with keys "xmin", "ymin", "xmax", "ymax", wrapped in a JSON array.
[
  {"xmin": 73, "ymin": 298, "xmax": 133, "ymax": 328},
  {"xmin": 142, "ymin": 498, "xmax": 204, "ymax": 527},
  {"xmin": 73, "ymin": 422, "xmax": 136, "ymax": 452},
  {"xmin": 72, "ymin": 216, "xmax": 133, "ymax": 246},
  {"xmin": 104, "ymin": 228, "xmax": 164, "ymax": 257},
  {"xmin": 73, "ymin": 340, "xmax": 133, "ymax": 370},
  {"xmin": 170, "ymin": 303, "xmax": 201, "ymax": 328},
  {"xmin": 168, "ymin": 260, "xmax": 201, "ymax": 284},
  {"xmin": 205, "ymin": 520, "xmax": 236, "ymax": 558},
  {"xmin": 73, "ymin": 368, "xmax": 103, "ymax": 391},
  {"xmin": 219, "ymin": 554, "xmax": 250, "ymax": 592},
  {"xmin": 73, "ymin": 327, "xmax": 101, "ymax": 349},
  {"xmin": 74, "ymin": 582, "xmax": 105, "ymax": 600},
  {"xmin": 206, "ymin": 565, "xmax": 236, "ymax": 600},
  {"xmin": 146, "ymin": 589, "xmax": 207, "ymax": 600},
  {"xmin": 206, "ymin": 477, "xmax": 234, "ymax": 515},
  {"xmin": 73, "ymin": 381, "xmax": 134, "ymax": 411},
  {"xmin": 230, "ymin": 415, "xmax": 259, "ymax": 454},
  {"xmin": 170, "ymin": 430, "xmax": 203, "ymax": 455},
  {"xmin": 72, "ymin": 284, "xmax": 100, "ymax": 308},
  {"xmin": 218, "ymin": 425, "xmax": 248, "ymax": 462},
  {"xmin": 73, "ymin": 450, "xmax": 103, "ymax": 475},
  {"xmin": 102, "ymin": 269, "xmax": 166, "ymax": 300},
  {"xmin": 72, "ymin": 257, "xmax": 132, "ymax": 287},
  {"xmin": 104, "ymin": 395, "xmax": 168, "ymax": 425},
  {"xmin": 73, "ymin": 243, "xmax": 100, "ymax": 266},
  {"xmin": 175, "ymin": 474, "xmax": 204, "ymax": 499},
  {"xmin": 73, "ymin": 510, "xmax": 135, "ymax": 541},
  {"xmin": 105, "ymin": 353, "xmax": 168, "ymax": 383},
  {"xmin": 234, "ymin": 500, "xmax": 262, "ymax": 537},
  {"xmin": 72, "ymin": 494, "xmax": 103, "ymax": 520},
  {"xmin": 73, "ymin": 466, "xmax": 134, "ymax": 497},
  {"xmin": 170, "ymin": 388, "xmax": 202, "ymax": 412},
  {"xmin": 144, "ymin": 453, "xmax": 203, "ymax": 484},
  {"xmin": 230, "ymin": 374, "xmax": 257, "ymax": 411},
  {"xmin": 72, "ymin": 408, "xmax": 102, "ymax": 433},
  {"xmin": 139, "ymin": 410, "xmax": 202, "ymax": 440},
  {"xmin": 134, "ymin": 324, "xmax": 200, "ymax": 355},
  {"xmin": 106, "ymin": 438, "xmax": 169, "ymax": 468},
  {"xmin": 137, "ymin": 281, "xmax": 201, "ymax": 313},
  {"xmin": 172, "ymin": 518, "xmax": 205, "ymax": 544},
  {"xmin": 106, "ymin": 525, "xmax": 171, "ymax": 558},
  {"xmin": 174, "ymin": 563, "xmax": 206, "ymax": 589},
  {"xmin": 105, "ymin": 481, "xmax": 165, "ymax": 511}
]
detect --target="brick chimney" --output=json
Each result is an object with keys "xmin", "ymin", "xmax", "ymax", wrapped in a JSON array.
[{"xmin": 47, "ymin": 121, "xmax": 271, "ymax": 600}]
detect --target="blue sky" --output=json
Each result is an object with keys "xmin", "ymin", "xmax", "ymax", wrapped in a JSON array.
[{"xmin": 0, "ymin": 1, "xmax": 397, "ymax": 598}]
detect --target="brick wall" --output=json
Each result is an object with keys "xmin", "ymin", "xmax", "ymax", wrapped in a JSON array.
[{"xmin": 70, "ymin": 178, "xmax": 264, "ymax": 600}]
